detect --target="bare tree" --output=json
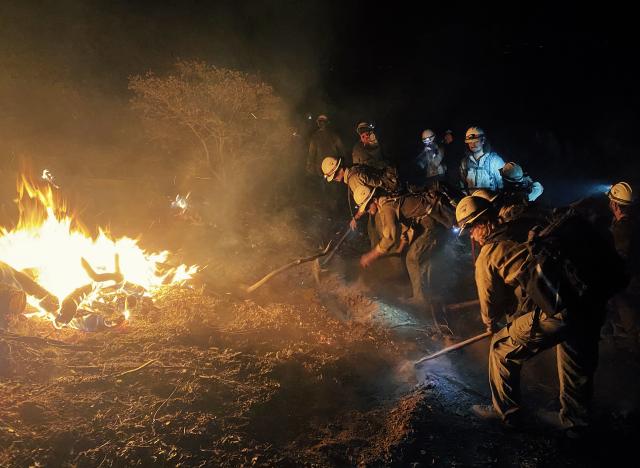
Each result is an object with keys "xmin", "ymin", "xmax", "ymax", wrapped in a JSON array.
[{"xmin": 129, "ymin": 60, "xmax": 291, "ymax": 184}]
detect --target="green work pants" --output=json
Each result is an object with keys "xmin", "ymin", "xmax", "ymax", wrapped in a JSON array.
[{"xmin": 488, "ymin": 310, "xmax": 600, "ymax": 428}]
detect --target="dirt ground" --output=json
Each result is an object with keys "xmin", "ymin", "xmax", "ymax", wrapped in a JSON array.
[{"xmin": 1, "ymin": 189, "xmax": 639, "ymax": 467}]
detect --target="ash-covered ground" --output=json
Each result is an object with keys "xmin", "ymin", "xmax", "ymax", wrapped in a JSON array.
[{"xmin": 1, "ymin": 188, "xmax": 639, "ymax": 467}]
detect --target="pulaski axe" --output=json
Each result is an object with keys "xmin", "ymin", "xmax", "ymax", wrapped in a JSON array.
[{"xmin": 311, "ymin": 224, "xmax": 353, "ymax": 285}]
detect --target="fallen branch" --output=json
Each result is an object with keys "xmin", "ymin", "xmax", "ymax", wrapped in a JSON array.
[
  {"xmin": 114, "ymin": 359, "xmax": 159, "ymax": 378},
  {"xmin": 152, "ymin": 378, "xmax": 185, "ymax": 430}
]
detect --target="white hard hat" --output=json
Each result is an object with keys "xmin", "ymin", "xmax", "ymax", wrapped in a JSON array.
[
  {"xmin": 421, "ymin": 129, "xmax": 436, "ymax": 141},
  {"xmin": 455, "ymin": 196, "xmax": 492, "ymax": 231},
  {"xmin": 608, "ymin": 182, "xmax": 634, "ymax": 205},
  {"xmin": 500, "ymin": 162, "xmax": 524, "ymax": 183},
  {"xmin": 353, "ymin": 184, "xmax": 376, "ymax": 213},
  {"xmin": 465, "ymin": 126, "xmax": 485, "ymax": 143},
  {"xmin": 321, "ymin": 156, "xmax": 341, "ymax": 182},
  {"xmin": 472, "ymin": 188, "xmax": 499, "ymax": 202}
]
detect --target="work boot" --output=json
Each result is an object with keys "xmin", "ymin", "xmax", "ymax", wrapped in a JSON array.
[
  {"xmin": 564, "ymin": 426, "xmax": 590, "ymax": 441},
  {"xmin": 471, "ymin": 404, "xmax": 500, "ymax": 421},
  {"xmin": 537, "ymin": 410, "xmax": 588, "ymax": 439},
  {"xmin": 471, "ymin": 405, "xmax": 521, "ymax": 429},
  {"xmin": 400, "ymin": 295, "xmax": 427, "ymax": 308},
  {"xmin": 536, "ymin": 409, "xmax": 566, "ymax": 430}
]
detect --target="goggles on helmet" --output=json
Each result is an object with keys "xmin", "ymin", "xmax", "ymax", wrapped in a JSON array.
[
  {"xmin": 465, "ymin": 133, "xmax": 484, "ymax": 143},
  {"xmin": 357, "ymin": 123, "xmax": 375, "ymax": 135}
]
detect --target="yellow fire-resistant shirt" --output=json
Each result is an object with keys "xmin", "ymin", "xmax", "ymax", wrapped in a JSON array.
[
  {"xmin": 374, "ymin": 198, "xmax": 402, "ymax": 254},
  {"xmin": 475, "ymin": 239, "xmax": 530, "ymax": 329}
]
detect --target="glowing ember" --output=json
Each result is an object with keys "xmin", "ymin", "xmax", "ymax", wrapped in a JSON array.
[
  {"xmin": 41, "ymin": 169, "xmax": 60, "ymax": 188},
  {"xmin": 0, "ymin": 174, "xmax": 198, "ymax": 324},
  {"xmin": 171, "ymin": 193, "xmax": 190, "ymax": 214}
]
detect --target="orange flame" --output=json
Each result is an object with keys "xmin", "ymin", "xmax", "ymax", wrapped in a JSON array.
[{"xmin": 0, "ymin": 173, "xmax": 197, "ymax": 323}]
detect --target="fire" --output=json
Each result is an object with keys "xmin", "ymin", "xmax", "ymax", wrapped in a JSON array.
[{"xmin": 0, "ymin": 174, "xmax": 197, "ymax": 324}]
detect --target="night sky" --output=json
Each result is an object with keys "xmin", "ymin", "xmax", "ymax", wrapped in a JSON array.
[{"xmin": 2, "ymin": 1, "xmax": 638, "ymax": 184}]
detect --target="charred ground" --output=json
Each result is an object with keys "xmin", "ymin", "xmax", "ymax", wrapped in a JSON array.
[
  {"xmin": 1, "ymin": 197, "xmax": 639, "ymax": 466},
  {"xmin": 1, "ymin": 2, "xmax": 640, "ymax": 466}
]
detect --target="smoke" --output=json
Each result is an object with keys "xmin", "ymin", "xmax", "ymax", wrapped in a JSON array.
[{"xmin": 0, "ymin": 1, "xmax": 337, "ymax": 290}]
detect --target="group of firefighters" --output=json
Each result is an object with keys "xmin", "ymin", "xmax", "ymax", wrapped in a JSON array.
[
  {"xmin": 0, "ymin": 115, "xmax": 636, "ymax": 441},
  {"xmin": 308, "ymin": 114, "xmax": 639, "ymax": 438}
]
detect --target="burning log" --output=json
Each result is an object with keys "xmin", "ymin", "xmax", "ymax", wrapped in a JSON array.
[
  {"xmin": 81, "ymin": 255, "xmax": 123, "ymax": 283},
  {"xmin": 0, "ymin": 172, "xmax": 198, "ymax": 329}
]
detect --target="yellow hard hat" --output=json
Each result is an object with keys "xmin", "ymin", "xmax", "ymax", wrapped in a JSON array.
[
  {"xmin": 472, "ymin": 188, "xmax": 499, "ymax": 202},
  {"xmin": 353, "ymin": 184, "xmax": 376, "ymax": 213},
  {"xmin": 608, "ymin": 182, "xmax": 634, "ymax": 205},
  {"xmin": 455, "ymin": 196, "xmax": 492, "ymax": 231},
  {"xmin": 321, "ymin": 156, "xmax": 341, "ymax": 181}
]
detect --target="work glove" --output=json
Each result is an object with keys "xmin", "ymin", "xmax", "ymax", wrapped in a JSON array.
[{"xmin": 349, "ymin": 217, "xmax": 358, "ymax": 231}]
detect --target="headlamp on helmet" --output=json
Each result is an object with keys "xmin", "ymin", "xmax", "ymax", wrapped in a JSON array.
[{"xmin": 356, "ymin": 122, "xmax": 375, "ymax": 135}]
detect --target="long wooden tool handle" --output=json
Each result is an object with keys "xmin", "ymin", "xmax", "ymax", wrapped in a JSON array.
[
  {"xmin": 445, "ymin": 299, "xmax": 480, "ymax": 311},
  {"xmin": 321, "ymin": 226, "xmax": 352, "ymax": 266},
  {"xmin": 414, "ymin": 331, "xmax": 492, "ymax": 366},
  {"xmin": 245, "ymin": 246, "xmax": 331, "ymax": 294}
]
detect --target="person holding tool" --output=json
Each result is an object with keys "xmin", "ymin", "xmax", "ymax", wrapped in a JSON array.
[
  {"xmin": 321, "ymin": 155, "xmax": 400, "ymax": 247},
  {"xmin": 452, "ymin": 195, "xmax": 627, "ymax": 437}
]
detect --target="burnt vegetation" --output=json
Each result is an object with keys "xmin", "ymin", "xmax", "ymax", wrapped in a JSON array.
[{"xmin": 1, "ymin": 2, "xmax": 640, "ymax": 467}]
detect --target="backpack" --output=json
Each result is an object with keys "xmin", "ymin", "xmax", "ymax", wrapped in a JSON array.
[
  {"xmin": 517, "ymin": 209, "xmax": 629, "ymax": 319},
  {"xmin": 424, "ymin": 190, "xmax": 457, "ymax": 228},
  {"xmin": 399, "ymin": 190, "xmax": 457, "ymax": 229},
  {"xmin": 354, "ymin": 163, "xmax": 402, "ymax": 195}
]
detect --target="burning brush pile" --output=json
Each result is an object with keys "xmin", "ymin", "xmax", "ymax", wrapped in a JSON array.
[
  {"xmin": 0, "ymin": 174, "xmax": 197, "ymax": 331},
  {"xmin": 0, "ymin": 174, "xmax": 416, "ymax": 466}
]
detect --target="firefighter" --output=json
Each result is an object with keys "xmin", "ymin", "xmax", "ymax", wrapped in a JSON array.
[
  {"xmin": 351, "ymin": 122, "xmax": 390, "ymax": 170},
  {"xmin": 0, "ymin": 261, "xmax": 59, "ymax": 328},
  {"xmin": 416, "ymin": 129, "xmax": 446, "ymax": 187},
  {"xmin": 356, "ymin": 185, "xmax": 452, "ymax": 305},
  {"xmin": 321, "ymin": 156, "xmax": 400, "ymax": 234},
  {"xmin": 607, "ymin": 182, "xmax": 640, "ymax": 341},
  {"xmin": 307, "ymin": 114, "xmax": 345, "ymax": 176},
  {"xmin": 442, "ymin": 129, "xmax": 454, "ymax": 146},
  {"xmin": 456, "ymin": 196, "xmax": 605, "ymax": 437},
  {"xmin": 459, "ymin": 127, "xmax": 505, "ymax": 194},
  {"xmin": 501, "ymin": 162, "xmax": 544, "ymax": 202},
  {"xmin": 473, "ymin": 171, "xmax": 548, "ymax": 228}
]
